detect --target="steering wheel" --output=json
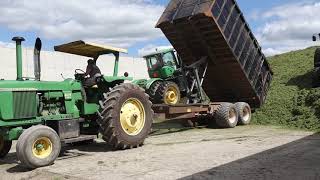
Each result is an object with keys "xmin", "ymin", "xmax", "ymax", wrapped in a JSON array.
[{"xmin": 75, "ymin": 69, "xmax": 86, "ymax": 75}]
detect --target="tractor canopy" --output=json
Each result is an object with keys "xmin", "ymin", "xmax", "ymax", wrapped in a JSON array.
[
  {"xmin": 143, "ymin": 48, "xmax": 174, "ymax": 58},
  {"xmin": 54, "ymin": 41, "xmax": 127, "ymax": 58},
  {"xmin": 54, "ymin": 41, "xmax": 128, "ymax": 77}
]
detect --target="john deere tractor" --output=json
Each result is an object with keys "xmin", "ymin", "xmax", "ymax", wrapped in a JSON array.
[
  {"xmin": 134, "ymin": 48, "xmax": 210, "ymax": 106},
  {"xmin": 0, "ymin": 37, "xmax": 153, "ymax": 169}
]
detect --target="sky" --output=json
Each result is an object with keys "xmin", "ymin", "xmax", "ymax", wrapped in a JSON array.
[{"xmin": 0, "ymin": 0, "xmax": 318, "ymax": 57}]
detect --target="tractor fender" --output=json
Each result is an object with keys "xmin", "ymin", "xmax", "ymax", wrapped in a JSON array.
[
  {"xmin": 102, "ymin": 76, "xmax": 133, "ymax": 83},
  {"xmin": 132, "ymin": 78, "xmax": 163, "ymax": 90},
  {"xmin": 132, "ymin": 79, "xmax": 148, "ymax": 88},
  {"xmin": 146, "ymin": 78, "xmax": 163, "ymax": 90}
]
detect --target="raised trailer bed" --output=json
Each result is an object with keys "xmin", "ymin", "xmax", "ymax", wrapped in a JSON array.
[{"xmin": 156, "ymin": 0, "xmax": 273, "ymax": 108}]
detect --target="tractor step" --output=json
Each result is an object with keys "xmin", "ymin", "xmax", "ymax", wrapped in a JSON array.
[{"xmin": 61, "ymin": 135, "xmax": 97, "ymax": 144}]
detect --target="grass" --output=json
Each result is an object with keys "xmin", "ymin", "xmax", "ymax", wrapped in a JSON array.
[{"xmin": 252, "ymin": 46, "xmax": 320, "ymax": 131}]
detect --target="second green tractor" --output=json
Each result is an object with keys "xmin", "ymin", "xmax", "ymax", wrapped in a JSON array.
[{"xmin": 134, "ymin": 48, "xmax": 209, "ymax": 106}]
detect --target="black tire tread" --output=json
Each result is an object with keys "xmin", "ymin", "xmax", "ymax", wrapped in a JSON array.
[
  {"xmin": 148, "ymin": 81, "xmax": 162, "ymax": 103},
  {"xmin": 235, "ymin": 102, "xmax": 252, "ymax": 125},
  {"xmin": 214, "ymin": 103, "xmax": 238, "ymax": 128}
]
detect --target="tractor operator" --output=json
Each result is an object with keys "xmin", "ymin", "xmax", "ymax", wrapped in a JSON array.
[{"xmin": 84, "ymin": 59, "xmax": 101, "ymax": 87}]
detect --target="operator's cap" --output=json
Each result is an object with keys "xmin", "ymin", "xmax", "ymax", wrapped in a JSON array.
[{"xmin": 87, "ymin": 59, "xmax": 95, "ymax": 64}]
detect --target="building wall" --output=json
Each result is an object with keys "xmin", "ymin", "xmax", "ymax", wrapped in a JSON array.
[{"xmin": 0, "ymin": 46, "xmax": 149, "ymax": 81}]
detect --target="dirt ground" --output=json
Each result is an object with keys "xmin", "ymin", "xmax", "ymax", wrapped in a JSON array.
[{"xmin": 0, "ymin": 122, "xmax": 319, "ymax": 180}]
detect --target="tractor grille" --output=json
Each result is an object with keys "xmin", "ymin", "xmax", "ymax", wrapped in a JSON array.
[{"xmin": 13, "ymin": 91, "xmax": 37, "ymax": 119}]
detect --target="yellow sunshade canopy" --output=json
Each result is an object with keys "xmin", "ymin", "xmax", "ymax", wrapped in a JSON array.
[{"xmin": 54, "ymin": 40, "xmax": 128, "ymax": 58}]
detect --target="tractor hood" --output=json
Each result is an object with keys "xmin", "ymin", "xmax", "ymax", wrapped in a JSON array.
[{"xmin": 0, "ymin": 79, "xmax": 81, "ymax": 92}]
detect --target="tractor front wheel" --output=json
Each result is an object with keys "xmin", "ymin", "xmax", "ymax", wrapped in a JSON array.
[
  {"xmin": 16, "ymin": 125, "xmax": 61, "ymax": 169},
  {"xmin": 0, "ymin": 135, "xmax": 12, "ymax": 158},
  {"xmin": 98, "ymin": 83, "xmax": 153, "ymax": 149},
  {"xmin": 154, "ymin": 81, "xmax": 181, "ymax": 105}
]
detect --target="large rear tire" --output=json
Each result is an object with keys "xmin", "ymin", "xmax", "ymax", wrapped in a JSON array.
[
  {"xmin": 213, "ymin": 103, "xmax": 238, "ymax": 128},
  {"xmin": 235, "ymin": 102, "xmax": 252, "ymax": 125},
  {"xmin": 98, "ymin": 83, "xmax": 153, "ymax": 150},
  {"xmin": 16, "ymin": 125, "xmax": 61, "ymax": 169},
  {"xmin": 0, "ymin": 135, "xmax": 12, "ymax": 158}
]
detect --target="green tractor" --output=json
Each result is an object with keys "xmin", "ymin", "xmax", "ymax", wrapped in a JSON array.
[
  {"xmin": 0, "ymin": 37, "xmax": 153, "ymax": 168},
  {"xmin": 134, "ymin": 48, "xmax": 209, "ymax": 106}
]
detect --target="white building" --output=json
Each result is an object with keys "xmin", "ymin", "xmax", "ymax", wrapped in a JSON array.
[{"xmin": 0, "ymin": 46, "xmax": 148, "ymax": 81}]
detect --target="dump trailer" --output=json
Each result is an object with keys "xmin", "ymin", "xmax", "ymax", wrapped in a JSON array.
[{"xmin": 156, "ymin": 0, "xmax": 273, "ymax": 108}]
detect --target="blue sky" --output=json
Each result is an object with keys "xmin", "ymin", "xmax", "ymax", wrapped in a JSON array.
[{"xmin": 0, "ymin": 0, "xmax": 318, "ymax": 56}]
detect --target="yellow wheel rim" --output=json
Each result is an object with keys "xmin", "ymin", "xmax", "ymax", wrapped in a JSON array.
[
  {"xmin": 164, "ymin": 86, "xmax": 179, "ymax": 105},
  {"xmin": 32, "ymin": 137, "xmax": 53, "ymax": 159},
  {"xmin": 120, "ymin": 98, "xmax": 146, "ymax": 136}
]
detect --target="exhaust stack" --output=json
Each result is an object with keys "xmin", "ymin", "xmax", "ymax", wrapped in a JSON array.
[
  {"xmin": 12, "ymin": 37, "xmax": 25, "ymax": 81},
  {"xmin": 34, "ymin": 38, "xmax": 42, "ymax": 81}
]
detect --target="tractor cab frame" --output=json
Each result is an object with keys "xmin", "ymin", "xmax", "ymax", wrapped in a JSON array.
[{"xmin": 144, "ymin": 48, "xmax": 180, "ymax": 79}]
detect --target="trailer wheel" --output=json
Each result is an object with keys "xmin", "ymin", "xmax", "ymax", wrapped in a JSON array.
[
  {"xmin": 0, "ymin": 135, "xmax": 12, "ymax": 158},
  {"xmin": 98, "ymin": 83, "xmax": 153, "ymax": 150},
  {"xmin": 16, "ymin": 125, "xmax": 61, "ymax": 169},
  {"xmin": 235, "ymin": 102, "xmax": 252, "ymax": 125},
  {"xmin": 213, "ymin": 103, "xmax": 238, "ymax": 128},
  {"xmin": 155, "ymin": 81, "xmax": 181, "ymax": 105}
]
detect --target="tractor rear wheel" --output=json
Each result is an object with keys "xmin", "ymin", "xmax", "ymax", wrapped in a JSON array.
[
  {"xmin": 98, "ymin": 83, "xmax": 153, "ymax": 150},
  {"xmin": 16, "ymin": 125, "xmax": 61, "ymax": 169},
  {"xmin": 235, "ymin": 102, "xmax": 252, "ymax": 125},
  {"xmin": 0, "ymin": 135, "xmax": 12, "ymax": 158},
  {"xmin": 212, "ymin": 103, "xmax": 238, "ymax": 128},
  {"xmin": 154, "ymin": 81, "xmax": 181, "ymax": 105}
]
